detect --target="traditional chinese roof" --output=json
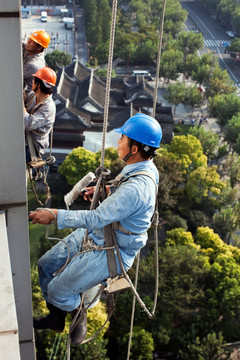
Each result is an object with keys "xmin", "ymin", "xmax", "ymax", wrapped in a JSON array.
[{"xmin": 53, "ymin": 57, "xmax": 173, "ymax": 149}]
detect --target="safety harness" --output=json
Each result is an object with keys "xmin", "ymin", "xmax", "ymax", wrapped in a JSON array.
[
  {"xmin": 25, "ymin": 92, "xmax": 56, "ymax": 205},
  {"xmin": 104, "ymin": 170, "xmax": 158, "ymax": 288}
]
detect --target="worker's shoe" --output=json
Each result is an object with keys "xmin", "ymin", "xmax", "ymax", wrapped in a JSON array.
[
  {"xmin": 33, "ymin": 302, "xmax": 67, "ymax": 332},
  {"xmin": 70, "ymin": 307, "xmax": 87, "ymax": 345}
]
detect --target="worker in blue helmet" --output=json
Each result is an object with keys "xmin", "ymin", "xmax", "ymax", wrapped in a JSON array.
[{"xmin": 29, "ymin": 113, "xmax": 162, "ymax": 345}]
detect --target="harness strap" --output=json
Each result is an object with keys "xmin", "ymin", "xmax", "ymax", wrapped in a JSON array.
[
  {"xmin": 104, "ymin": 224, "xmax": 118, "ymax": 278},
  {"xmin": 104, "ymin": 170, "xmax": 158, "ymax": 278},
  {"xmin": 26, "ymin": 131, "xmax": 39, "ymax": 162}
]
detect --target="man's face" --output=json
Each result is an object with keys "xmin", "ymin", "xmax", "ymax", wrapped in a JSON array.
[
  {"xmin": 117, "ymin": 134, "xmax": 130, "ymax": 160},
  {"xmin": 25, "ymin": 38, "xmax": 41, "ymax": 54}
]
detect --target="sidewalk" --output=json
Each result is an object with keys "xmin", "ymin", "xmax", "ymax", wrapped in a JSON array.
[{"xmin": 156, "ymin": 76, "xmax": 221, "ymax": 135}]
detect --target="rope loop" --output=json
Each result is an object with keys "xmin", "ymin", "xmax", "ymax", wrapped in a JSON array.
[{"xmin": 95, "ymin": 166, "xmax": 111, "ymax": 180}]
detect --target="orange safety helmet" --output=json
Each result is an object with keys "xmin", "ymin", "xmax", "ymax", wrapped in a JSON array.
[
  {"xmin": 32, "ymin": 67, "xmax": 57, "ymax": 87},
  {"xmin": 29, "ymin": 30, "xmax": 50, "ymax": 49}
]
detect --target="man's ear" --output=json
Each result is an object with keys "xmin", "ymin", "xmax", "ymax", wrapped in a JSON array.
[{"xmin": 131, "ymin": 145, "xmax": 139, "ymax": 154}]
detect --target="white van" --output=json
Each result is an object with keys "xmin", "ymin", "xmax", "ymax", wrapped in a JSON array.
[
  {"xmin": 41, "ymin": 11, "xmax": 47, "ymax": 22},
  {"xmin": 133, "ymin": 70, "xmax": 153, "ymax": 80}
]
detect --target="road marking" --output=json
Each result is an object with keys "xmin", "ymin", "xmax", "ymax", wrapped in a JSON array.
[{"xmin": 204, "ymin": 39, "xmax": 231, "ymax": 47}]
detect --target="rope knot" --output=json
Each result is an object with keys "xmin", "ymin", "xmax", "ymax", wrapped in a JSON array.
[{"xmin": 95, "ymin": 166, "xmax": 111, "ymax": 180}]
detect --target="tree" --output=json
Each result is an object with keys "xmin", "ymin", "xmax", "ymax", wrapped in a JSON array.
[
  {"xmin": 184, "ymin": 53, "xmax": 201, "ymax": 79},
  {"xmin": 154, "ymin": 153, "xmax": 184, "ymax": 214},
  {"xmin": 58, "ymin": 147, "xmax": 98, "ymax": 185},
  {"xmin": 191, "ymin": 52, "xmax": 218, "ymax": 88},
  {"xmin": 123, "ymin": 328, "xmax": 154, "ymax": 360},
  {"xmin": 176, "ymin": 31, "xmax": 204, "ymax": 60},
  {"xmin": 224, "ymin": 114, "xmax": 240, "ymax": 151},
  {"xmin": 227, "ymin": 37, "xmax": 240, "ymax": 56},
  {"xmin": 207, "ymin": 64, "xmax": 235, "ymax": 98},
  {"xmin": 159, "ymin": 49, "xmax": 184, "ymax": 82},
  {"xmin": 45, "ymin": 50, "xmax": 72, "ymax": 72},
  {"xmin": 185, "ymin": 165, "xmax": 226, "ymax": 204},
  {"xmin": 163, "ymin": 81, "xmax": 186, "ymax": 117},
  {"xmin": 192, "ymin": 63, "xmax": 210, "ymax": 86},
  {"xmin": 189, "ymin": 126, "xmax": 219, "ymax": 160},
  {"xmin": 187, "ymin": 209, "xmax": 209, "ymax": 234},
  {"xmin": 165, "ymin": 227, "xmax": 195, "ymax": 247},
  {"xmin": 179, "ymin": 332, "xmax": 231, "ymax": 360},
  {"xmin": 163, "ymin": 135, "xmax": 207, "ymax": 174},
  {"xmin": 183, "ymin": 85, "xmax": 204, "ymax": 115},
  {"xmin": 208, "ymin": 93, "xmax": 240, "ymax": 130},
  {"xmin": 98, "ymin": 0, "xmax": 111, "ymax": 43},
  {"xmin": 213, "ymin": 203, "xmax": 240, "ymax": 244},
  {"xmin": 166, "ymin": 215, "xmax": 188, "ymax": 231},
  {"xmin": 95, "ymin": 41, "xmax": 110, "ymax": 64}
]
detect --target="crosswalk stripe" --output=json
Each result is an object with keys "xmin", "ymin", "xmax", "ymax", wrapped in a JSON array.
[{"xmin": 204, "ymin": 39, "xmax": 232, "ymax": 47}]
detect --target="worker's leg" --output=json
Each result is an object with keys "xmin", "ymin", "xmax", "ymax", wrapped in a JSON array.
[
  {"xmin": 46, "ymin": 248, "xmax": 111, "ymax": 312},
  {"xmin": 38, "ymin": 228, "xmax": 86, "ymax": 300}
]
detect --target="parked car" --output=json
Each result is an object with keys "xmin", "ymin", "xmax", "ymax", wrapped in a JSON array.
[{"xmin": 226, "ymin": 31, "xmax": 235, "ymax": 38}]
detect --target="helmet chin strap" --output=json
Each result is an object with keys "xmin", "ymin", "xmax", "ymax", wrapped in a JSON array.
[{"xmin": 123, "ymin": 151, "xmax": 132, "ymax": 163}]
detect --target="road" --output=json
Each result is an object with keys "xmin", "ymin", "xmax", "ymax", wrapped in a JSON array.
[
  {"xmin": 21, "ymin": 14, "xmax": 75, "ymax": 56},
  {"xmin": 21, "ymin": 6, "xmax": 88, "ymax": 64},
  {"xmin": 181, "ymin": 0, "xmax": 240, "ymax": 89}
]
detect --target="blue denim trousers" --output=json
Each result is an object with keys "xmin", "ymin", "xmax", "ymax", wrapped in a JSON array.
[{"xmin": 38, "ymin": 228, "xmax": 120, "ymax": 311}]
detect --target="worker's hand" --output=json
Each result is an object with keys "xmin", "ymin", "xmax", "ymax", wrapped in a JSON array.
[
  {"xmin": 82, "ymin": 187, "xmax": 95, "ymax": 201},
  {"xmin": 29, "ymin": 209, "xmax": 58, "ymax": 225},
  {"xmin": 82, "ymin": 186, "xmax": 110, "ymax": 201}
]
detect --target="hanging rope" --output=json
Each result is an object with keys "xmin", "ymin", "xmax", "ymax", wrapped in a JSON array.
[
  {"xmin": 49, "ymin": 333, "xmax": 59, "ymax": 360},
  {"xmin": 126, "ymin": 252, "xmax": 140, "ymax": 360},
  {"xmin": 82, "ymin": 0, "xmax": 118, "ymax": 250},
  {"xmin": 153, "ymin": 0, "xmax": 167, "ymax": 118},
  {"xmin": 27, "ymin": 165, "xmax": 51, "ymax": 206}
]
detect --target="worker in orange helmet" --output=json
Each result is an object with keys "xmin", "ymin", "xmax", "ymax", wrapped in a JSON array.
[
  {"xmin": 23, "ymin": 66, "xmax": 56, "ymax": 161},
  {"xmin": 23, "ymin": 30, "xmax": 51, "ymax": 93}
]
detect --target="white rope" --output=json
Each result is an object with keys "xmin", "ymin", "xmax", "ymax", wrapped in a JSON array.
[
  {"xmin": 126, "ymin": 252, "xmax": 140, "ymax": 360},
  {"xmin": 153, "ymin": 0, "xmax": 167, "ymax": 118},
  {"xmin": 82, "ymin": 0, "xmax": 118, "ymax": 250}
]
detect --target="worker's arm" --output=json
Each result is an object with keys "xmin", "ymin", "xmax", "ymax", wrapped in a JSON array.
[{"xmin": 29, "ymin": 208, "xmax": 58, "ymax": 224}]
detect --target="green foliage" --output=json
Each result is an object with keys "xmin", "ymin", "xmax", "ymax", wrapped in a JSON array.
[
  {"xmin": 213, "ymin": 203, "xmax": 240, "ymax": 243},
  {"xmin": 179, "ymin": 332, "xmax": 230, "ymax": 360},
  {"xmin": 154, "ymin": 153, "xmax": 184, "ymax": 214},
  {"xmin": 187, "ymin": 209, "xmax": 209, "ymax": 233},
  {"xmin": 160, "ymin": 48, "xmax": 184, "ymax": 81},
  {"xmin": 165, "ymin": 227, "xmax": 194, "ymax": 247},
  {"xmin": 195, "ymin": 226, "xmax": 227, "ymax": 257},
  {"xmin": 185, "ymin": 165, "xmax": 226, "ymax": 204},
  {"xmin": 221, "ymin": 153, "xmax": 240, "ymax": 188},
  {"xmin": 207, "ymin": 64, "xmax": 235, "ymax": 98},
  {"xmin": 123, "ymin": 328, "xmax": 154, "ymax": 360},
  {"xmin": 217, "ymin": 143, "xmax": 228, "ymax": 159},
  {"xmin": 176, "ymin": 31, "xmax": 204, "ymax": 58},
  {"xmin": 164, "ymin": 134, "xmax": 207, "ymax": 173},
  {"xmin": 182, "ymin": 85, "xmax": 204, "ymax": 113},
  {"xmin": 163, "ymin": 81, "xmax": 186, "ymax": 116},
  {"xmin": 45, "ymin": 50, "xmax": 72, "ymax": 72},
  {"xmin": 227, "ymin": 37, "xmax": 240, "ymax": 55},
  {"xmin": 166, "ymin": 215, "xmax": 188, "ymax": 231},
  {"xmin": 58, "ymin": 147, "xmax": 98, "ymax": 185},
  {"xmin": 97, "ymin": 68, "xmax": 116, "ymax": 78},
  {"xmin": 208, "ymin": 93, "xmax": 240, "ymax": 130},
  {"xmin": 224, "ymin": 113, "xmax": 240, "ymax": 151},
  {"xmin": 189, "ymin": 126, "xmax": 219, "ymax": 160}
]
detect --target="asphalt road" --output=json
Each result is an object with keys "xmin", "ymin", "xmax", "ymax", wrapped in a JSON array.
[
  {"xmin": 21, "ymin": 7, "xmax": 88, "ymax": 64},
  {"xmin": 21, "ymin": 13, "xmax": 75, "ymax": 56},
  {"xmin": 181, "ymin": 0, "xmax": 240, "ymax": 88}
]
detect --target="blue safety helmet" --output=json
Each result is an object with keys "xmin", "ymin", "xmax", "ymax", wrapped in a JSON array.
[{"xmin": 114, "ymin": 113, "xmax": 162, "ymax": 148}]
